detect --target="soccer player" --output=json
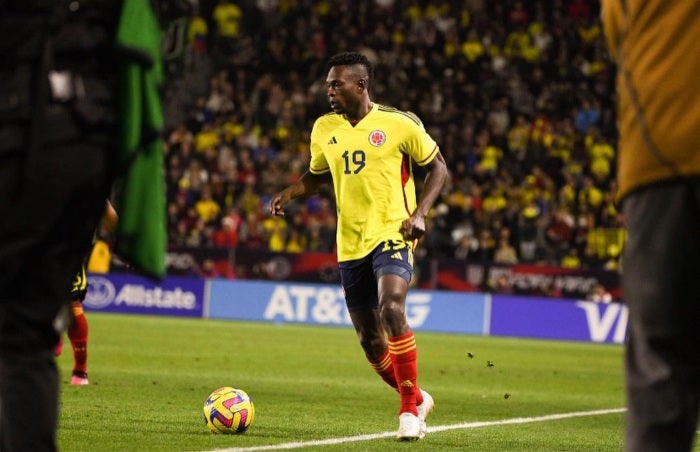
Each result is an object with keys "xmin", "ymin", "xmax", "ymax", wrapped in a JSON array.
[
  {"xmin": 602, "ymin": 2, "xmax": 700, "ymax": 451},
  {"xmin": 59, "ymin": 265, "xmax": 91, "ymax": 386},
  {"xmin": 55, "ymin": 200, "xmax": 118, "ymax": 385},
  {"xmin": 270, "ymin": 51, "xmax": 448, "ymax": 440}
]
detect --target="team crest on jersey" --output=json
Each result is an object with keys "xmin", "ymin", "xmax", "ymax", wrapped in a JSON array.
[{"xmin": 368, "ymin": 130, "xmax": 386, "ymax": 147}]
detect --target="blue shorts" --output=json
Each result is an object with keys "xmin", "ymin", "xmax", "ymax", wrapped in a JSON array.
[{"xmin": 339, "ymin": 240, "xmax": 413, "ymax": 311}]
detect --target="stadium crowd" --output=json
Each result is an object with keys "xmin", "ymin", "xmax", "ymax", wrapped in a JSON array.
[{"xmin": 163, "ymin": 0, "xmax": 622, "ymax": 273}]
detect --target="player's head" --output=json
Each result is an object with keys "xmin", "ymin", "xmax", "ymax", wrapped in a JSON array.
[{"xmin": 325, "ymin": 52, "xmax": 373, "ymax": 117}]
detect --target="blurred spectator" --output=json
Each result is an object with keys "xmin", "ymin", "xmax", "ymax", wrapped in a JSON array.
[
  {"xmin": 586, "ymin": 131, "xmax": 615, "ymax": 183},
  {"xmin": 516, "ymin": 202, "xmax": 541, "ymax": 262},
  {"xmin": 560, "ymin": 248, "xmax": 582, "ymax": 269},
  {"xmin": 212, "ymin": 0, "xmax": 243, "ymax": 55},
  {"xmin": 487, "ymin": 274, "xmax": 513, "ymax": 294},
  {"xmin": 199, "ymin": 259, "xmax": 221, "ymax": 278},
  {"xmin": 454, "ymin": 235, "xmax": 477, "ymax": 261},
  {"xmin": 239, "ymin": 210, "xmax": 266, "ymax": 248},
  {"xmin": 580, "ymin": 243, "xmax": 602, "ymax": 269},
  {"xmin": 475, "ymin": 229, "xmax": 496, "ymax": 262},
  {"xmin": 195, "ymin": 184, "xmax": 221, "ymax": 224},
  {"xmin": 603, "ymin": 244, "xmax": 620, "ymax": 271},
  {"xmin": 578, "ymin": 176, "xmax": 604, "ymax": 210},
  {"xmin": 212, "ymin": 217, "xmax": 239, "ymax": 248},
  {"xmin": 285, "ymin": 229, "xmax": 307, "ymax": 254},
  {"xmin": 264, "ymin": 215, "xmax": 287, "ymax": 252},
  {"xmin": 461, "ymin": 29, "xmax": 485, "ymax": 63},
  {"xmin": 493, "ymin": 237, "xmax": 519, "ymax": 265},
  {"xmin": 587, "ymin": 283, "xmax": 612, "ymax": 303},
  {"xmin": 168, "ymin": 123, "xmax": 194, "ymax": 148},
  {"xmin": 187, "ymin": 7, "xmax": 209, "ymax": 53},
  {"xmin": 575, "ymin": 98, "xmax": 600, "ymax": 133},
  {"xmin": 307, "ymin": 220, "xmax": 335, "ymax": 253},
  {"xmin": 545, "ymin": 205, "xmax": 575, "ymax": 256},
  {"xmin": 194, "ymin": 122, "xmax": 220, "ymax": 152}
]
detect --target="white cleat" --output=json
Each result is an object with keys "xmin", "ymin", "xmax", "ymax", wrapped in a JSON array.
[
  {"xmin": 396, "ymin": 412, "xmax": 421, "ymax": 441},
  {"xmin": 417, "ymin": 389, "xmax": 434, "ymax": 437}
]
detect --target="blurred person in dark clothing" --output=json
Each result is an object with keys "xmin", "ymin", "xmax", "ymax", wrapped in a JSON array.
[
  {"xmin": 0, "ymin": 1, "xmax": 167, "ymax": 450},
  {"xmin": 603, "ymin": 1, "xmax": 700, "ymax": 451},
  {"xmin": 0, "ymin": 3, "xmax": 121, "ymax": 449}
]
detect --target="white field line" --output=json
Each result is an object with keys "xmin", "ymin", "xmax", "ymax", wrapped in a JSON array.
[{"xmin": 206, "ymin": 407, "xmax": 626, "ymax": 452}]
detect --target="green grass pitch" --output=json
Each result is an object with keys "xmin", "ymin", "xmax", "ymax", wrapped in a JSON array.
[{"xmin": 56, "ymin": 312, "xmax": 636, "ymax": 451}]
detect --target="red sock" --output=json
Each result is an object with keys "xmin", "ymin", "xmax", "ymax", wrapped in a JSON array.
[
  {"xmin": 388, "ymin": 331, "xmax": 423, "ymax": 415},
  {"xmin": 68, "ymin": 302, "xmax": 88, "ymax": 374},
  {"xmin": 366, "ymin": 348, "xmax": 398, "ymax": 390}
]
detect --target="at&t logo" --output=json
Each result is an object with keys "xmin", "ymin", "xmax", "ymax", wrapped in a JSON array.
[{"xmin": 263, "ymin": 284, "xmax": 431, "ymax": 327}]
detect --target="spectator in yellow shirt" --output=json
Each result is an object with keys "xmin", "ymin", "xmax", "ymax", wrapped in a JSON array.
[
  {"xmin": 587, "ymin": 134, "xmax": 615, "ymax": 183},
  {"xmin": 195, "ymin": 185, "xmax": 221, "ymax": 224},
  {"xmin": 461, "ymin": 29, "xmax": 485, "ymax": 63},
  {"xmin": 212, "ymin": 0, "xmax": 242, "ymax": 54},
  {"xmin": 194, "ymin": 123, "xmax": 220, "ymax": 153},
  {"xmin": 187, "ymin": 9, "xmax": 208, "ymax": 53},
  {"xmin": 578, "ymin": 176, "xmax": 603, "ymax": 208},
  {"xmin": 560, "ymin": 248, "xmax": 581, "ymax": 269}
]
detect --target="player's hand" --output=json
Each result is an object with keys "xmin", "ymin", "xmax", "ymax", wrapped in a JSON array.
[
  {"xmin": 401, "ymin": 214, "xmax": 426, "ymax": 240},
  {"xmin": 270, "ymin": 192, "xmax": 289, "ymax": 216}
]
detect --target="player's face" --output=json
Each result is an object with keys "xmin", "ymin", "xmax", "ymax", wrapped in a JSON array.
[{"xmin": 326, "ymin": 65, "xmax": 363, "ymax": 116}]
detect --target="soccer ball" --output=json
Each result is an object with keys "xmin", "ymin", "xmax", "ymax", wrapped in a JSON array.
[{"xmin": 203, "ymin": 386, "xmax": 255, "ymax": 434}]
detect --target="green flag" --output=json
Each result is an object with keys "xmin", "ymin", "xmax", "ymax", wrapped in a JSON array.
[{"xmin": 114, "ymin": 0, "xmax": 166, "ymax": 278}]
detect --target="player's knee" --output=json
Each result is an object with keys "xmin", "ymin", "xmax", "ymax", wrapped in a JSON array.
[
  {"xmin": 380, "ymin": 288, "xmax": 405, "ymax": 307},
  {"xmin": 379, "ymin": 294, "xmax": 406, "ymax": 323}
]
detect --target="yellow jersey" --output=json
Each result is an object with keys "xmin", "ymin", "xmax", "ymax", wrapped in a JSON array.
[{"xmin": 309, "ymin": 104, "xmax": 439, "ymax": 262}]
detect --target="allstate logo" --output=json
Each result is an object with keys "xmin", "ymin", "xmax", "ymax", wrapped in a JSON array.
[{"xmin": 84, "ymin": 276, "xmax": 116, "ymax": 309}]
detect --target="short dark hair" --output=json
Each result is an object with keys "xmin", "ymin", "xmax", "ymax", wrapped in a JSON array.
[{"xmin": 327, "ymin": 51, "xmax": 373, "ymax": 86}]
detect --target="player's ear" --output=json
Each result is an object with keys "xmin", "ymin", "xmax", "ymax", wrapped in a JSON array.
[{"xmin": 358, "ymin": 78, "xmax": 367, "ymax": 90}]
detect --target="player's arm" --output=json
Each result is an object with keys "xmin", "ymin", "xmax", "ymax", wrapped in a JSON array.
[
  {"xmin": 270, "ymin": 171, "xmax": 332, "ymax": 217},
  {"xmin": 102, "ymin": 199, "xmax": 118, "ymax": 233},
  {"xmin": 401, "ymin": 150, "xmax": 448, "ymax": 240}
]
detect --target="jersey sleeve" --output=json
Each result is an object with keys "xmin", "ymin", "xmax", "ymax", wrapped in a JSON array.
[
  {"xmin": 403, "ymin": 117, "xmax": 439, "ymax": 166},
  {"xmin": 309, "ymin": 119, "xmax": 330, "ymax": 174}
]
